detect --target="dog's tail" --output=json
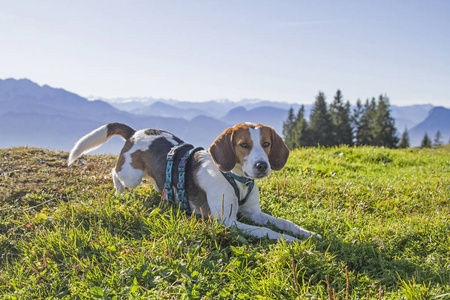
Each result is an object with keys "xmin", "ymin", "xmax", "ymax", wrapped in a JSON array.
[{"xmin": 68, "ymin": 123, "xmax": 136, "ymax": 165}]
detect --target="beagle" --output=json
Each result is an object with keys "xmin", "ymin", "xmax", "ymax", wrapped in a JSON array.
[{"xmin": 68, "ymin": 122, "xmax": 320, "ymax": 242}]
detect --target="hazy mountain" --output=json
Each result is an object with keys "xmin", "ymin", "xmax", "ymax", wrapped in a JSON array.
[
  {"xmin": 101, "ymin": 97, "xmax": 308, "ymax": 120},
  {"xmin": 409, "ymin": 107, "xmax": 450, "ymax": 146},
  {"xmin": 100, "ymin": 97, "xmax": 179, "ymax": 112},
  {"xmin": 0, "ymin": 111, "xmax": 105, "ymax": 150},
  {"xmin": 0, "ymin": 79, "xmax": 229, "ymax": 152},
  {"xmin": 390, "ymin": 104, "xmax": 435, "ymax": 133},
  {"xmin": 0, "ymin": 78, "xmax": 120, "ymax": 121},
  {"xmin": 221, "ymin": 106, "xmax": 290, "ymax": 134},
  {"xmin": 132, "ymin": 101, "xmax": 209, "ymax": 119},
  {"xmin": 243, "ymin": 99, "xmax": 308, "ymax": 112},
  {"xmin": 174, "ymin": 100, "xmax": 238, "ymax": 118},
  {"xmin": 101, "ymin": 97, "xmax": 236, "ymax": 118}
]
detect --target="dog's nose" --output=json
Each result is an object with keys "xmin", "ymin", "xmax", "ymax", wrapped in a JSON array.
[{"xmin": 255, "ymin": 161, "xmax": 268, "ymax": 172}]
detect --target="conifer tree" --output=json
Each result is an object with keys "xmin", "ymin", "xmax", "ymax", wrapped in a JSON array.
[
  {"xmin": 309, "ymin": 91, "xmax": 333, "ymax": 146},
  {"xmin": 282, "ymin": 107, "xmax": 297, "ymax": 149},
  {"xmin": 294, "ymin": 105, "xmax": 310, "ymax": 147},
  {"xmin": 433, "ymin": 131, "xmax": 443, "ymax": 146},
  {"xmin": 329, "ymin": 90, "xmax": 353, "ymax": 146},
  {"xmin": 421, "ymin": 132, "xmax": 432, "ymax": 148},
  {"xmin": 343, "ymin": 101, "xmax": 354, "ymax": 145},
  {"xmin": 372, "ymin": 95, "xmax": 398, "ymax": 148},
  {"xmin": 398, "ymin": 127, "xmax": 410, "ymax": 148},
  {"xmin": 352, "ymin": 99, "xmax": 364, "ymax": 146},
  {"xmin": 358, "ymin": 98, "xmax": 376, "ymax": 146}
]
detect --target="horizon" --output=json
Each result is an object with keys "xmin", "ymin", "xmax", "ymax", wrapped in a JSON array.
[
  {"xmin": 0, "ymin": 76, "xmax": 448, "ymax": 150},
  {"xmin": 3, "ymin": 77, "xmax": 446, "ymax": 109},
  {"xmin": 1, "ymin": 1, "xmax": 449, "ymax": 107}
]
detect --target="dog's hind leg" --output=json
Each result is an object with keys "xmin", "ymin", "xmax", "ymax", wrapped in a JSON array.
[
  {"xmin": 111, "ymin": 163, "xmax": 144, "ymax": 195},
  {"xmin": 116, "ymin": 163, "xmax": 144, "ymax": 190},
  {"xmin": 112, "ymin": 168, "xmax": 125, "ymax": 194}
]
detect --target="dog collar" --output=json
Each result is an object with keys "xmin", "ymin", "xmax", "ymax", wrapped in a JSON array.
[{"xmin": 221, "ymin": 171, "xmax": 255, "ymax": 206}]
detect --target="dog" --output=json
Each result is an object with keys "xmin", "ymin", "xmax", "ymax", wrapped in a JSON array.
[{"xmin": 68, "ymin": 122, "xmax": 320, "ymax": 241}]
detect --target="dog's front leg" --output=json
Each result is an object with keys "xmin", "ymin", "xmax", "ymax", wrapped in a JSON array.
[
  {"xmin": 207, "ymin": 192, "xmax": 298, "ymax": 242},
  {"xmin": 239, "ymin": 190, "xmax": 321, "ymax": 239},
  {"xmin": 246, "ymin": 211, "xmax": 320, "ymax": 239},
  {"xmin": 223, "ymin": 219, "xmax": 299, "ymax": 242}
]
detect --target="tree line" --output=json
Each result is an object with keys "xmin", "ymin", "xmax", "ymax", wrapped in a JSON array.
[
  {"xmin": 283, "ymin": 90, "xmax": 400, "ymax": 149},
  {"xmin": 283, "ymin": 90, "xmax": 449, "ymax": 149},
  {"xmin": 419, "ymin": 130, "xmax": 447, "ymax": 148}
]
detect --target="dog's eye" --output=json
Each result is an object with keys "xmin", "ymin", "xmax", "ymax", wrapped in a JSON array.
[
  {"xmin": 239, "ymin": 143, "xmax": 249, "ymax": 149},
  {"xmin": 262, "ymin": 142, "xmax": 271, "ymax": 148}
]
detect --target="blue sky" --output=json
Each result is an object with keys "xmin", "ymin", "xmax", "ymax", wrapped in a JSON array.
[{"xmin": 1, "ymin": 0, "xmax": 449, "ymax": 106}]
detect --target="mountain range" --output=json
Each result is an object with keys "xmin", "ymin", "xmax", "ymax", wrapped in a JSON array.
[
  {"xmin": 0, "ymin": 79, "xmax": 229, "ymax": 153},
  {"xmin": 409, "ymin": 107, "xmax": 450, "ymax": 146},
  {"xmin": 1, "ymin": 78, "xmax": 448, "ymax": 153}
]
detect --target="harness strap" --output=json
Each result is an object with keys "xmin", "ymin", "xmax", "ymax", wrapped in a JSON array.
[
  {"xmin": 221, "ymin": 172, "xmax": 255, "ymax": 206},
  {"xmin": 176, "ymin": 147, "xmax": 204, "ymax": 214},
  {"xmin": 164, "ymin": 143, "xmax": 190, "ymax": 204},
  {"xmin": 164, "ymin": 143, "xmax": 204, "ymax": 214}
]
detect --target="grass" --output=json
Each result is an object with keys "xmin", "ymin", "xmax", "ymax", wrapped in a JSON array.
[{"xmin": 0, "ymin": 146, "xmax": 449, "ymax": 299}]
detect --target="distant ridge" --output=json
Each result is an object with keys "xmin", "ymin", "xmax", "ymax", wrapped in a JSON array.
[
  {"xmin": 390, "ymin": 104, "xmax": 434, "ymax": 134},
  {"xmin": 409, "ymin": 107, "xmax": 450, "ymax": 146},
  {"xmin": 221, "ymin": 106, "xmax": 289, "ymax": 134},
  {"xmin": 0, "ymin": 78, "xmax": 229, "ymax": 152},
  {"xmin": 132, "ymin": 101, "xmax": 209, "ymax": 119},
  {"xmin": 0, "ymin": 78, "xmax": 121, "ymax": 122}
]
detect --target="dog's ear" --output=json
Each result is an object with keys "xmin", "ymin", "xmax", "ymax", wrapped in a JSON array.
[
  {"xmin": 268, "ymin": 127, "xmax": 290, "ymax": 171},
  {"xmin": 209, "ymin": 128, "xmax": 236, "ymax": 172}
]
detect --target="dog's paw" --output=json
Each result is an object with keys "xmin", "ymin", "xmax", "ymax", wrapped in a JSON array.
[
  {"xmin": 280, "ymin": 234, "xmax": 299, "ymax": 243},
  {"xmin": 311, "ymin": 232, "xmax": 322, "ymax": 239},
  {"xmin": 292, "ymin": 225, "xmax": 322, "ymax": 239}
]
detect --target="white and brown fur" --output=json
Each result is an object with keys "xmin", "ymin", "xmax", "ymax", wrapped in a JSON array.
[{"xmin": 68, "ymin": 122, "xmax": 320, "ymax": 242}]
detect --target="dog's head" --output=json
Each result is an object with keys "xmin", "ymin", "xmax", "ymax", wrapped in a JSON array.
[{"xmin": 209, "ymin": 122, "xmax": 289, "ymax": 179}]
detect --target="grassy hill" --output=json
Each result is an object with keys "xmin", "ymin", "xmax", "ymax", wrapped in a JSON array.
[{"xmin": 1, "ymin": 146, "xmax": 449, "ymax": 299}]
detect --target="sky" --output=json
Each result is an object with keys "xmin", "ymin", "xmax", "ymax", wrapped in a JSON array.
[{"xmin": 1, "ymin": 0, "xmax": 449, "ymax": 106}]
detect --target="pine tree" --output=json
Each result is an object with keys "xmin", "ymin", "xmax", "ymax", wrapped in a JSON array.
[
  {"xmin": 372, "ymin": 95, "xmax": 398, "ymax": 148},
  {"xmin": 352, "ymin": 99, "xmax": 364, "ymax": 146},
  {"xmin": 282, "ymin": 107, "xmax": 297, "ymax": 149},
  {"xmin": 358, "ymin": 98, "xmax": 376, "ymax": 146},
  {"xmin": 329, "ymin": 90, "xmax": 353, "ymax": 146},
  {"xmin": 421, "ymin": 133, "xmax": 432, "ymax": 148},
  {"xmin": 293, "ymin": 105, "xmax": 311, "ymax": 147},
  {"xmin": 309, "ymin": 91, "xmax": 333, "ymax": 146},
  {"xmin": 398, "ymin": 127, "xmax": 410, "ymax": 148},
  {"xmin": 433, "ymin": 131, "xmax": 443, "ymax": 146}
]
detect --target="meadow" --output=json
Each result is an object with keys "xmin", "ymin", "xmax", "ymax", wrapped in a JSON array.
[{"xmin": 0, "ymin": 146, "xmax": 449, "ymax": 299}]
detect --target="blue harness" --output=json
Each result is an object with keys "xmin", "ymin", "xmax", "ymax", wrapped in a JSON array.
[
  {"xmin": 164, "ymin": 143, "xmax": 204, "ymax": 214},
  {"xmin": 164, "ymin": 143, "xmax": 255, "ymax": 213}
]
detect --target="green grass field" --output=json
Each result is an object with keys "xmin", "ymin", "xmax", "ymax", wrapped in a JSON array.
[{"xmin": 1, "ymin": 146, "xmax": 449, "ymax": 299}]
